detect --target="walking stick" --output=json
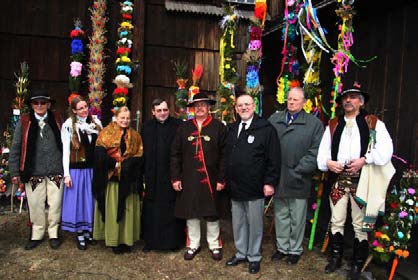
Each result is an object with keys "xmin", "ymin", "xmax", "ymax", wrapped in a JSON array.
[
  {"xmin": 10, "ymin": 183, "xmax": 16, "ymax": 212},
  {"xmin": 321, "ymin": 221, "xmax": 331, "ymax": 253},
  {"xmin": 308, "ymin": 177, "xmax": 324, "ymax": 250}
]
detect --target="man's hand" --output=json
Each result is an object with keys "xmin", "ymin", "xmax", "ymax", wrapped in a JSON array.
[
  {"xmin": 216, "ymin": 182, "xmax": 225, "ymax": 191},
  {"xmin": 326, "ymin": 160, "xmax": 344, "ymax": 174},
  {"xmin": 172, "ymin": 181, "xmax": 182, "ymax": 191},
  {"xmin": 263, "ymin": 184, "xmax": 275, "ymax": 197},
  {"xmin": 346, "ymin": 157, "xmax": 366, "ymax": 174},
  {"xmin": 64, "ymin": 176, "xmax": 72, "ymax": 188}
]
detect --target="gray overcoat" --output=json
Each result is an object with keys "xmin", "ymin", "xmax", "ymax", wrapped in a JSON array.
[{"xmin": 268, "ymin": 110, "xmax": 324, "ymax": 198}]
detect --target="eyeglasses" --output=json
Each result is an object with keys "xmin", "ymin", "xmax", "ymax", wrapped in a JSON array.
[
  {"xmin": 32, "ymin": 101, "xmax": 48, "ymax": 106},
  {"xmin": 155, "ymin": 108, "xmax": 169, "ymax": 113},
  {"xmin": 236, "ymin": 102, "xmax": 254, "ymax": 109}
]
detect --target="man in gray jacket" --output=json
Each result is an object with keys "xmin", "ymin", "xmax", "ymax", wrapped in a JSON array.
[
  {"xmin": 268, "ymin": 87, "xmax": 323, "ymax": 265},
  {"xmin": 9, "ymin": 90, "xmax": 63, "ymax": 250}
]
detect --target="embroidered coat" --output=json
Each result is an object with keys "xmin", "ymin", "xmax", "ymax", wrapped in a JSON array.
[{"xmin": 170, "ymin": 116, "xmax": 227, "ymax": 219}]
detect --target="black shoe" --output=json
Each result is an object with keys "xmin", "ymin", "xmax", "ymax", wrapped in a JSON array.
[
  {"xmin": 287, "ymin": 254, "xmax": 300, "ymax": 265},
  {"xmin": 49, "ymin": 238, "xmax": 61, "ymax": 250},
  {"xmin": 271, "ymin": 250, "xmax": 288, "ymax": 261},
  {"xmin": 76, "ymin": 236, "xmax": 87, "ymax": 251},
  {"xmin": 142, "ymin": 244, "xmax": 151, "ymax": 253},
  {"xmin": 120, "ymin": 244, "xmax": 132, "ymax": 253},
  {"xmin": 226, "ymin": 256, "xmax": 247, "ymax": 266},
  {"xmin": 87, "ymin": 239, "xmax": 98, "ymax": 245},
  {"xmin": 210, "ymin": 248, "xmax": 223, "ymax": 261},
  {"xmin": 112, "ymin": 245, "xmax": 124, "ymax": 254},
  {"xmin": 184, "ymin": 247, "xmax": 201, "ymax": 260},
  {"xmin": 24, "ymin": 240, "xmax": 42, "ymax": 250},
  {"xmin": 84, "ymin": 232, "xmax": 97, "ymax": 245},
  {"xmin": 248, "ymin": 261, "xmax": 260, "ymax": 274}
]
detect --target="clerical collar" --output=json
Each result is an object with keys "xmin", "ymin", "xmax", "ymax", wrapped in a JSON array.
[{"xmin": 34, "ymin": 112, "xmax": 48, "ymax": 121}]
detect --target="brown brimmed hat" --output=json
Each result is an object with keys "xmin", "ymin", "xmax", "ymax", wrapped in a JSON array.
[{"xmin": 186, "ymin": 92, "xmax": 216, "ymax": 107}]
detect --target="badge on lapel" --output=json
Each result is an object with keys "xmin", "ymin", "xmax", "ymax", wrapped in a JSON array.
[{"xmin": 247, "ymin": 135, "xmax": 255, "ymax": 144}]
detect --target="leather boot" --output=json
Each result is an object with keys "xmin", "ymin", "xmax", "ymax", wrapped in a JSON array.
[
  {"xmin": 348, "ymin": 239, "xmax": 369, "ymax": 280},
  {"xmin": 325, "ymin": 232, "xmax": 344, "ymax": 273}
]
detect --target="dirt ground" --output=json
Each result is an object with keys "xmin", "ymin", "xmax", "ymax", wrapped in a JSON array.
[{"xmin": 0, "ymin": 203, "xmax": 391, "ymax": 280}]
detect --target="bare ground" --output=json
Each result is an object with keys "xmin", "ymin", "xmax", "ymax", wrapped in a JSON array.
[{"xmin": 0, "ymin": 205, "xmax": 390, "ymax": 280}]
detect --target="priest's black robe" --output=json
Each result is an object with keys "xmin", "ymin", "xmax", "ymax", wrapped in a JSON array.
[{"xmin": 141, "ymin": 117, "xmax": 185, "ymax": 250}]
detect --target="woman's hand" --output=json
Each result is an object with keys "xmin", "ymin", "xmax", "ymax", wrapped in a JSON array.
[{"xmin": 64, "ymin": 176, "xmax": 72, "ymax": 188}]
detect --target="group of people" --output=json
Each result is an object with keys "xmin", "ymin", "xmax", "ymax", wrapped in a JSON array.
[{"xmin": 8, "ymin": 84, "xmax": 393, "ymax": 279}]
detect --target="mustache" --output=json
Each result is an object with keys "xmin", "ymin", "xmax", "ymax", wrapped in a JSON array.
[{"xmin": 343, "ymin": 102, "xmax": 353, "ymax": 107}]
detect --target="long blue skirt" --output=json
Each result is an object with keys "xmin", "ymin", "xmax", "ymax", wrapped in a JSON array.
[{"xmin": 61, "ymin": 168, "xmax": 94, "ymax": 232}]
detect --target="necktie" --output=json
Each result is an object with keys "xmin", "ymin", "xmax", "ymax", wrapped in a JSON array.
[
  {"xmin": 288, "ymin": 115, "xmax": 294, "ymax": 126},
  {"xmin": 39, "ymin": 119, "xmax": 45, "ymax": 138},
  {"xmin": 238, "ymin": 122, "xmax": 246, "ymax": 139}
]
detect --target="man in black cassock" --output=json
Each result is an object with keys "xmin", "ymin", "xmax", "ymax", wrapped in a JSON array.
[{"xmin": 141, "ymin": 98, "xmax": 185, "ymax": 251}]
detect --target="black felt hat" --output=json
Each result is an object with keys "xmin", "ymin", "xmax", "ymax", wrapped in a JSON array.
[
  {"xmin": 26, "ymin": 89, "xmax": 55, "ymax": 104},
  {"xmin": 186, "ymin": 92, "xmax": 216, "ymax": 107},
  {"xmin": 336, "ymin": 84, "xmax": 369, "ymax": 105}
]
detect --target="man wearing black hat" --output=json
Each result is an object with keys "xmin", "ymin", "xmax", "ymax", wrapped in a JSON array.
[
  {"xmin": 317, "ymin": 85, "xmax": 393, "ymax": 279},
  {"xmin": 170, "ymin": 92, "xmax": 227, "ymax": 261},
  {"xmin": 9, "ymin": 90, "xmax": 64, "ymax": 250}
]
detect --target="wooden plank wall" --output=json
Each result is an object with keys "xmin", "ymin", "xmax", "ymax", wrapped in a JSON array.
[{"xmin": 142, "ymin": 0, "xmax": 251, "ymax": 120}]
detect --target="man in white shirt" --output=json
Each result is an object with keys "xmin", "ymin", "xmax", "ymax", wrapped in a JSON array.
[{"xmin": 317, "ymin": 85, "xmax": 393, "ymax": 279}]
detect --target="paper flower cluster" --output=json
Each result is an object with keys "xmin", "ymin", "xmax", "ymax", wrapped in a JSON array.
[
  {"xmin": 69, "ymin": 19, "xmax": 85, "ymax": 97},
  {"xmin": 0, "ymin": 137, "xmax": 11, "ymax": 194},
  {"xmin": 218, "ymin": 6, "xmax": 238, "ymax": 123},
  {"xmin": 113, "ymin": 1, "xmax": 135, "ymax": 109},
  {"xmin": 173, "ymin": 60, "xmax": 189, "ymax": 120},
  {"xmin": 87, "ymin": 0, "xmax": 108, "ymax": 119},
  {"xmin": 12, "ymin": 62, "xmax": 30, "ymax": 123},
  {"xmin": 297, "ymin": 0, "xmax": 332, "ymax": 116},
  {"xmin": 329, "ymin": 1, "xmax": 356, "ymax": 118},
  {"xmin": 242, "ymin": 0, "xmax": 267, "ymax": 116},
  {"xmin": 276, "ymin": 0, "xmax": 301, "ymax": 108},
  {"xmin": 370, "ymin": 169, "xmax": 417, "ymax": 264}
]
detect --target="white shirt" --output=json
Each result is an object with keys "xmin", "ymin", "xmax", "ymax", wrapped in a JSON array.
[
  {"xmin": 61, "ymin": 116, "xmax": 102, "ymax": 177},
  {"xmin": 237, "ymin": 116, "xmax": 253, "ymax": 137},
  {"xmin": 317, "ymin": 117, "xmax": 393, "ymax": 171}
]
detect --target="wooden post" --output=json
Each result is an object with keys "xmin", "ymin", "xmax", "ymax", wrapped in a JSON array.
[{"xmin": 10, "ymin": 184, "xmax": 15, "ymax": 212}]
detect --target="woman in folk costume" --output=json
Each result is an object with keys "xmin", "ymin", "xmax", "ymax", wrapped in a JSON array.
[
  {"xmin": 61, "ymin": 94, "xmax": 102, "ymax": 250},
  {"xmin": 92, "ymin": 106, "xmax": 143, "ymax": 254}
]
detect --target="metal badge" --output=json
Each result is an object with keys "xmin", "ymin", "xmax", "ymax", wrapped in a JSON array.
[{"xmin": 247, "ymin": 135, "xmax": 255, "ymax": 144}]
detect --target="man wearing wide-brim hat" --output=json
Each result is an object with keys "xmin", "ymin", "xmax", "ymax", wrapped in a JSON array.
[
  {"xmin": 9, "ymin": 89, "xmax": 64, "ymax": 250},
  {"xmin": 317, "ymin": 84, "xmax": 394, "ymax": 279},
  {"xmin": 170, "ymin": 92, "xmax": 227, "ymax": 261}
]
